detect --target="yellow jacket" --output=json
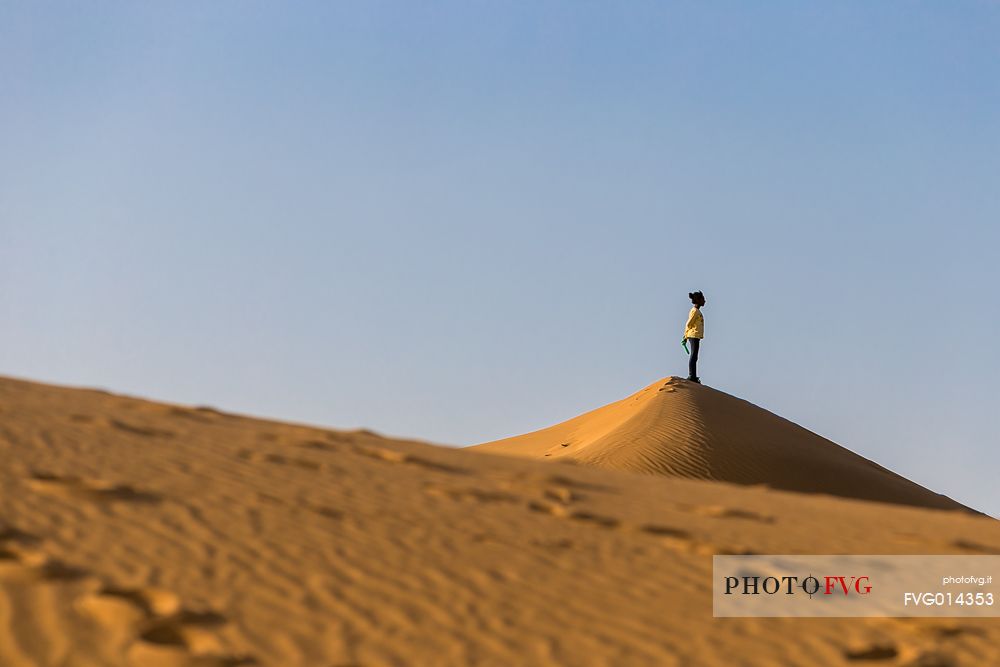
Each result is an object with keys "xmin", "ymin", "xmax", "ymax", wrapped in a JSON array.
[{"xmin": 684, "ymin": 307, "xmax": 704, "ymax": 339}]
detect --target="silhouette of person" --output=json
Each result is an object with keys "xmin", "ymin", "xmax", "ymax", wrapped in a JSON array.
[{"xmin": 684, "ymin": 291, "xmax": 705, "ymax": 383}]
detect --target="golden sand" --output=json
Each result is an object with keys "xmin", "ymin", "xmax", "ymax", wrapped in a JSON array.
[{"xmin": 0, "ymin": 376, "xmax": 996, "ymax": 666}]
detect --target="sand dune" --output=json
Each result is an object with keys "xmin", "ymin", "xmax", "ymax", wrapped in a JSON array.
[
  {"xmin": 1, "ymin": 375, "xmax": 998, "ymax": 666},
  {"xmin": 473, "ymin": 376, "xmax": 972, "ymax": 511}
]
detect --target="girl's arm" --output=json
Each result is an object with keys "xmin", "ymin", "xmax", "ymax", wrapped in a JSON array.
[{"xmin": 684, "ymin": 309, "xmax": 697, "ymax": 332}]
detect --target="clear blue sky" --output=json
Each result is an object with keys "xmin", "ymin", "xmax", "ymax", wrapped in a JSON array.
[{"xmin": 2, "ymin": 2, "xmax": 998, "ymax": 515}]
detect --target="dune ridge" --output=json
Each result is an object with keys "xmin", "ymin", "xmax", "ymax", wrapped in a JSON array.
[
  {"xmin": 1, "ymin": 375, "xmax": 997, "ymax": 666},
  {"xmin": 472, "ymin": 376, "xmax": 972, "ymax": 512}
]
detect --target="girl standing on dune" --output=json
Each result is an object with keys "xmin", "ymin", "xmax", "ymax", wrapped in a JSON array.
[{"xmin": 683, "ymin": 291, "xmax": 705, "ymax": 383}]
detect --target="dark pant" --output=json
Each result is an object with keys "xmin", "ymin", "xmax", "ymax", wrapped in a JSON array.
[{"xmin": 688, "ymin": 337, "xmax": 700, "ymax": 379}]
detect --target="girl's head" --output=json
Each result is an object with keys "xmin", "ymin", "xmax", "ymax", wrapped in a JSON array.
[{"xmin": 689, "ymin": 291, "xmax": 706, "ymax": 307}]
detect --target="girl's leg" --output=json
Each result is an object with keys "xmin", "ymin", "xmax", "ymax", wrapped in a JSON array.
[{"xmin": 688, "ymin": 338, "xmax": 700, "ymax": 379}]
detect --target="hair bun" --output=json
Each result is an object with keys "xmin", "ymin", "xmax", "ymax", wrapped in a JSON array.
[{"xmin": 688, "ymin": 292, "xmax": 695, "ymax": 299}]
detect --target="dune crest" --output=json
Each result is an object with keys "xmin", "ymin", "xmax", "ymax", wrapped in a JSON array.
[{"xmin": 473, "ymin": 377, "xmax": 971, "ymax": 511}]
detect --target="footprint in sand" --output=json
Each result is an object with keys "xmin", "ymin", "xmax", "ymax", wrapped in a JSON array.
[
  {"xmin": 109, "ymin": 418, "xmax": 176, "ymax": 438},
  {"xmin": 298, "ymin": 433, "xmax": 355, "ymax": 450},
  {"xmin": 569, "ymin": 511, "xmax": 621, "ymax": 529},
  {"xmin": 842, "ymin": 642, "xmax": 899, "ymax": 661},
  {"xmin": 237, "ymin": 449, "xmax": 264, "ymax": 462},
  {"xmin": 920, "ymin": 624, "xmax": 987, "ymax": 639},
  {"xmin": 531, "ymin": 537, "xmax": 575, "ymax": 550},
  {"xmin": 638, "ymin": 524, "xmax": 699, "ymax": 552},
  {"xmin": 263, "ymin": 453, "xmax": 324, "ymax": 471},
  {"xmin": 424, "ymin": 485, "xmax": 521, "ymax": 504},
  {"xmin": 75, "ymin": 586, "xmax": 181, "ymax": 647},
  {"xmin": 167, "ymin": 407, "xmax": 216, "ymax": 423},
  {"xmin": 950, "ymin": 539, "xmax": 999, "ymax": 554},
  {"xmin": 0, "ymin": 529, "xmax": 90, "ymax": 583},
  {"xmin": 894, "ymin": 534, "xmax": 998, "ymax": 554},
  {"xmin": 0, "ymin": 526, "xmax": 38, "ymax": 545},
  {"xmin": 543, "ymin": 486, "xmax": 578, "ymax": 504},
  {"xmin": 544, "ymin": 475, "xmax": 615, "ymax": 493},
  {"xmin": 524, "ymin": 487, "xmax": 753, "ymax": 555},
  {"xmin": 240, "ymin": 449, "xmax": 346, "ymax": 475},
  {"xmin": 906, "ymin": 653, "xmax": 958, "ymax": 667},
  {"xmin": 526, "ymin": 498, "xmax": 619, "ymax": 528},
  {"xmin": 296, "ymin": 439, "xmax": 337, "ymax": 452},
  {"xmin": 354, "ymin": 446, "xmax": 468, "ymax": 475},
  {"xmin": 80, "ymin": 586, "xmax": 183, "ymax": 619},
  {"xmin": 638, "ymin": 524, "xmax": 755, "ymax": 556},
  {"xmin": 639, "ymin": 524, "xmax": 691, "ymax": 538},
  {"xmin": 28, "ymin": 472, "xmax": 161, "ymax": 504},
  {"xmin": 528, "ymin": 500, "xmax": 570, "ymax": 518},
  {"xmin": 77, "ymin": 585, "xmax": 251, "ymax": 666},
  {"xmin": 842, "ymin": 639, "xmax": 961, "ymax": 665},
  {"xmin": 677, "ymin": 504, "xmax": 775, "ymax": 523}
]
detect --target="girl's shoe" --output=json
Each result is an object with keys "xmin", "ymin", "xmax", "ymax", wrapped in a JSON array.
[{"xmin": 687, "ymin": 376, "xmax": 701, "ymax": 384}]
